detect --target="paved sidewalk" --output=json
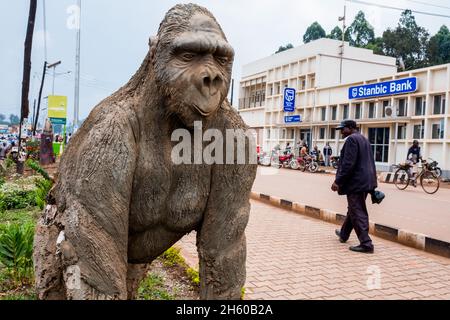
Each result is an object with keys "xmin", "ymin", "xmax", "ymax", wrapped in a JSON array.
[
  {"xmin": 254, "ymin": 167, "xmax": 450, "ymax": 243},
  {"xmin": 177, "ymin": 200, "xmax": 450, "ymax": 300}
]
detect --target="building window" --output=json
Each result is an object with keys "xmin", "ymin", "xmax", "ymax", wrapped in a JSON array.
[
  {"xmin": 433, "ymin": 95, "xmax": 446, "ymax": 115},
  {"xmin": 432, "ymin": 119, "xmax": 445, "ymax": 139},
  {"xmin": 415, "ymin": 97, "xmax": 425, "ymax": 116},
  {"xmin": 266, "ymin": 129, "xmax": 271, "ymax": 139},
  {"xmin": 398, "ymin": 99, "xmax": 407, "ymax": 117},
  {"xmin": 382, "ymin": 100, "xmax": 390, "ymax": 118},
  {"xmin": 368, "ymin": 102, "xmax": 375, "ymax": 119},
  {"xmin": 355, "ymin": 104, "xmax": 361, "ymax": 119},
  {"xmin": 413, "ymin": 120, "xmax": 425, "ymax": 139},
  {"xmin": 288, "ymin": 129, "xmax": 295, "ymax": 139},
  {"xmin": 342, "ymin": 105, "xmax": 349, "ymax": 120},
  {"xmin": 397, "ymin": 125, "xmax": 406, "ymax": 139},
  {"xmin": 330, "ymin": 128, "xmax": 336, "ymax": 139},
  {"xmin": 321, "ymin": 107, "xmax": 326, "ymax": 121},
  {"xmin": 331, "ymin": 106, "xmax": 337, "ymax": 120},
  {"xmin": 319, "ymin": 128, "xmax": 326, "ymax": 139},
  {"xmin": 368, "ymin": 127, "xmax": 390, "ymax": 163}
]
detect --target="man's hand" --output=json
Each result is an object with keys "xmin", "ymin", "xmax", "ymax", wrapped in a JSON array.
[{"xmin": 331, "ymin": 182, "xmax": 339, "ymax": 192}]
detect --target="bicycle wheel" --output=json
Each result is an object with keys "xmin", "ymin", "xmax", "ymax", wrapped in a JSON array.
[
  {"xmin": 420, "ymin": 171, "xmax": 440, "ymax": 194},
  {"xmin": 394, "ymin": 168, "xmax": 409, "ymax": 190}
]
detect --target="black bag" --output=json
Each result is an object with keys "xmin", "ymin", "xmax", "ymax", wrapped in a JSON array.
[{"xmin": 370, "ymin": 189, "xmax": 385, "ymax": 204}]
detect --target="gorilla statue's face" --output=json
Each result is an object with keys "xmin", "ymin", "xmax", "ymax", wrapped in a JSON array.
[{"xmin": 154, "ymin": 13, "xmax": 234, "ymax": 127}]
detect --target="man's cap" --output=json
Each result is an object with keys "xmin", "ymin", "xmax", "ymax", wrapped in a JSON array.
[{"xmin": 336, "ymin": 120, "xmax": 357, "ymax": 130}]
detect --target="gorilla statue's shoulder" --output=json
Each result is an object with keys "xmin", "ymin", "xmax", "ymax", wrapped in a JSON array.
[{"xmin": 219, "ymin": 100, "xmax": 249, "ymax": 130}]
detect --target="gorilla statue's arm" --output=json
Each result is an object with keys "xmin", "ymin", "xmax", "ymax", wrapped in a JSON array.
[
  {"xmin": 196, "ymin": 108, "xmax": 257, "ymax": 300},
  {"xmin": 39, "ymin": 103, "xmax": 139, "ymax": 299},
  {"xmin": 197, "ymin": 162, "xmax": 254, "ymax": 300}
]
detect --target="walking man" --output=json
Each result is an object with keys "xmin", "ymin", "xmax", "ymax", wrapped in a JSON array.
[
  {"xmin": 323, "ymin": 142, "xmax": 332, "ymax": 167},
  {"xmin": 332, "ymin": 120, "xmax": 377, "ymax": 253}
]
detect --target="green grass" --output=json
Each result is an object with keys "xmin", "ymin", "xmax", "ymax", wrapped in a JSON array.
[
  {"xmin": 137, "ymin": 273, "xmax": 175, "ymax": 300},
  {"xmin": 0, "ymin": 207, "xmax": 41, "ymax": 225},
  {"xmin": 186, "ymin": 267, "xmax": 200, "ymax": 286}
]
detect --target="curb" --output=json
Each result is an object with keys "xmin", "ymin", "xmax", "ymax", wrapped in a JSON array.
[{"xmin": 250, "ymin": 191, "xmax": 450, "ymax": 259}]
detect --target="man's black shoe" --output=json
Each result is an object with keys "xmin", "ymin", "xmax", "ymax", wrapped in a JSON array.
[
  {"xmin": 335, "ymin": 229, "xmax": 346, "ymax": 243},
  {"xmin": 349, "ymin": 245, "xmax": 374, "ymax": 254}
]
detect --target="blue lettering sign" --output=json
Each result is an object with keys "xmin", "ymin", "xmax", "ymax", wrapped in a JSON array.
[
  {"xmin": 349, "ymin": 77, "xmax": 417, "ymax": 100},
  {"xmin": 284, "ymin": 115, "xmax": 302, "ymax": 123},
  {"xmin": 284, "ymin": 88, "xmax": 296, "ymax": 112}
]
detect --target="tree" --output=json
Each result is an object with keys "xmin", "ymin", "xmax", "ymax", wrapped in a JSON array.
[
  {"xmin": 346, "ymin": 11, "xmax": 375, "ymax": 48},
  {"xmin": 365, "ymin": 37, "xmax": 384, "ymax": 55},
  {"xmin": 427, "ymin": 25, "xmax": 450, "ymax": 66},
  {"xmin": 9, "ymin": 114, "xmax": 20, "ymax": 125},
  {"xmin": 275, "ymin": 43, "xmax": 294, "ymax": 54},
  {"xmin": 382, "ymin": 10, "xmax": 429, "ymax": 70},
  {"xmin": 328, "ymin": 26, "xmax": 343, "ymax": 40},
  {"xmin": 0, "ymin": 114, "xmax": 5, "ymax": 123},
  {"xmin": 303, "ymin": 22, "xmax": 326, "ymax": 43}
]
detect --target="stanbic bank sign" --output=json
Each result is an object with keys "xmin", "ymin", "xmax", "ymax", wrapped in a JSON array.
[{"xmin": 349, "ymin": 77, "xmax": 417, "ymax": 100}]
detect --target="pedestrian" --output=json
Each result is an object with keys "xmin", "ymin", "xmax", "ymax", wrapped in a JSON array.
[
  {"xmin": 323, "ymin": 143, "xmax": 332, "ymax": 167},
  {"xmin": 0, "ymin": 142, "xmax": 7, "ymax": 161},
  {"xmin": 332, "ymin": 120, "xmax": 377, "ymax": 254}
]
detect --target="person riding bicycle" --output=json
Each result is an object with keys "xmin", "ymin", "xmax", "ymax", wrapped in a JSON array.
[{"xmin": 406, "ymin": 140, "xmax": 422, "ymax": 186}]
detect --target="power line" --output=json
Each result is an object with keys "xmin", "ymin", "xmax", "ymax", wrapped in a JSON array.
[
  {"xmin": 346, "ymin": 0, "xmax": 450, "ymax": 19},
  {"xmin": 405, "ymin": 0, "xmax": 450, "ymax": 11}
]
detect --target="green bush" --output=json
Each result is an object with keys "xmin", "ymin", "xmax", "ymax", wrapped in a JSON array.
[
  {"xmin": 186, "ymin": 267, "xmax": 200, "ymax": 286},
  {"xmin": 25, "ymin": 159, "xmax": 51, "ymax": 181},
  {"xmin": 0, "ymin": 176, "xmax": 5, "ymax": 187},
  {"xmin": 161, "ymin": 247, "xmax": 185, "ymax": 267},
  {"xmin": 4, "ymin": 158, "xmax": 14, "ymax": 169},
  {"xmin": 0, "ymin": 185, "xmax": 36, "ymax": 212},
  {"xmin": 34, "ymin": 178, "xmax": 53, "ymax": 210},
  {"xmin": 0, "ymin": 223, "xmax": 35, "ymax": 285}
]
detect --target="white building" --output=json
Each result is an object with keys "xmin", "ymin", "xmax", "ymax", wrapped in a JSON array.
[{"xmin": 238, "ymin": 38, "xmax": 450, "ymax": 178}]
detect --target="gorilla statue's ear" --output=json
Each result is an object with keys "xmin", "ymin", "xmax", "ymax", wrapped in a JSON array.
[{"xmin": 149, "ymin": 36, "xmax": 159, "ymax": 61}]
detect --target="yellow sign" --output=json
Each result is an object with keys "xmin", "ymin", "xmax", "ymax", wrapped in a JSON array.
[{"xmin": 48, "ymin": 95, "xmax": 67, "ymax": 119}]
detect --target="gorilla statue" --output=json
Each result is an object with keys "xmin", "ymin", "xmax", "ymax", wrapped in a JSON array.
[{"xmin": 33, "ymin": 3, "xmax": 257, "ymax": 300}]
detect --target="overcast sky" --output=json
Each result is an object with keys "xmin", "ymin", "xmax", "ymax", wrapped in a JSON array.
[{"xmin": 1, "ymin": 0, "xmax": 449, "ymax": 124}]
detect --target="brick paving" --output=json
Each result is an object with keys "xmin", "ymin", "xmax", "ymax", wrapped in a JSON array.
[{"xmin": 176, "ymin": 200, "xmax": 450, "ymax": 300}]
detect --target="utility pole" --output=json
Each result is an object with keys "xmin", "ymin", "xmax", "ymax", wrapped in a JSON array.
[
  {"xmin": 338, "ymin": 5, "xmax": 346, "ymax": 84},
  {"xmin": 18, "ymin": 0, "xmax": 37, "ymax": 174},
  {"xmin": 73, "ymin": 0, "xmax": 81, "ymax": 131},
  {"xmin": 33, "ymin": 61, "xmax": 47, "ymax": 136}
]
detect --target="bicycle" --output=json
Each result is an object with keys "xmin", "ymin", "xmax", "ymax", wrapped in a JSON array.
[{"xmin": 393, "ymin": 159, "xmax": 440, "ymax": 194}]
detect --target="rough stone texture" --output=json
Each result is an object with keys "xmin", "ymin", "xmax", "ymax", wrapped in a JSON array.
[{"xmin": 33, "ymin": 3, "xmax": 256, "ymax": 300}]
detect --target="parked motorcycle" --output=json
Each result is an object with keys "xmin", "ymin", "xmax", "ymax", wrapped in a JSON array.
[
  {"xmin": 331, "ymin": 156, "xmax": 340, "ymax": 170},
  {"xmin": 273, "ymin": 152, "xmax": 294, "ymax": 169},
  {"xmin": 289, "ymin": 155, "xmax": 319, "ymax": 173}
]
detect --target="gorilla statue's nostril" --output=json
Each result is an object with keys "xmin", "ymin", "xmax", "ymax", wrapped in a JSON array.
[{"xmin": 203, "ymin": 76, "xmax": 211, "ymax": 88}]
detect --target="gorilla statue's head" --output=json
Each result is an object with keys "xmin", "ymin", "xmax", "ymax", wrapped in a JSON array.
[{"xmin": 150, "ymin": 4, "xmax": 234, "ymax": 127}]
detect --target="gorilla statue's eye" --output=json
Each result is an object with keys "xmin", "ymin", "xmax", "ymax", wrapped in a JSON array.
[
  {"xmin": 180, "ymin": 52, "xmax": 196, "ymax": 61},
  {"xmin": 215, "ymin": 55, "xmax": 229, "ymax": 66}
]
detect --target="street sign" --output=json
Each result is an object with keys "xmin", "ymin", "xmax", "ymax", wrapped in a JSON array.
[
  {"xmin": 49, "ymin": 117, "xmax": 67, "ymax": 125},
  {"xmin": 284, "ymin": 115, "xmax": 302, "ymax": 123},
  {"xmin": 349, "ymin": 77, "xmax": 417, "ymax": 100},
  {"xmin": 48, "ymin": 95, "xmax": 68, "ymax": 119},
  {"xmin": 283, "ymin": 88, "xmax": 296, "ymax": 112}
]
